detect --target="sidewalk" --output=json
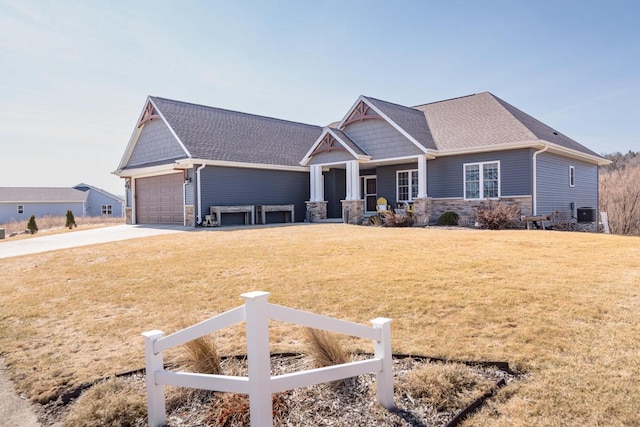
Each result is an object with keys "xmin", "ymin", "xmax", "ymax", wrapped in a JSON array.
[{"xmin": 0, "ymin": 361, "xmax": 41, "ymax": 426}]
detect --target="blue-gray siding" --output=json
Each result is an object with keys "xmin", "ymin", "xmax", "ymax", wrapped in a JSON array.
[
  {"xmin": 536, "ymin": 152, "xmax": 598, "ymax": 219},
  {"xmin": 199, "ymin": 166, "xmax": 309, "ymax": 224},
  {"xmin": 308, "ymin": 149, "xmax": 355, "ymax": 165},
  {"xmin": 0, "ymin": 202, "xmax": 85, "ymax": 223},
  {"xmin": 342, "ymin": 119, "xmax": 423, "ymax": 160},
  {"xmin": 77, "ymin": 189, "xmax": 124, "ymax": 217},
  {"xmin": 127, "ymin": 120, "xmax": 186, "ymax": 167},
  {"xmin": 427, "ymin": 149, "xmax": 532, "ymax": 198}
]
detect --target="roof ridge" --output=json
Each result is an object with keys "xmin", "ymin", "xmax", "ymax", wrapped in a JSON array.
[
  {"xmin": 150, "ymin": 96, "xmax": 322, "ymax": 130},
  {"xmin": 411, "ymin": 92, "xmax": 486, "ymax": 109},
  {"xmin": 363, "ymin": 96, "xmax": 423, "ymax": 113}
]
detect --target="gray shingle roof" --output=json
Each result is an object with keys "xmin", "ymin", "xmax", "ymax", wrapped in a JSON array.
[
  {"xmin": 413, "ymin": 92, "xmax": 601, "ymax": 157},
  {"xmin": 363, "ymin": 97, "xmax": 437, "ymax": 150},
  {"xmin": 150, "ymin": 97, "xmax": 323, "ymax": 167},
  {"xmin": 0, "ymin": 188, "xmax": 88, "ymax": 203},
  {"xmin": 329, "ymin": 128, "xmax": 369, "ymax": 156}
]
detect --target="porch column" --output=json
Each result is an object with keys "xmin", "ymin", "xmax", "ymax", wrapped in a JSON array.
[
  {"xmin": 417, "ymin": 155, "xmax": 428, "ymax": 198},
  {"xmin": 345, "ymin": 161, "xmax": 361, "ymax": 200},
  {"xmin": 310, "ymin": 165, "xmax": 324, "ymax": 202}
]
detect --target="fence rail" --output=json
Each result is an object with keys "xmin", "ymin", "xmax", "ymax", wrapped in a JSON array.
[{"xmin": 142, "ymin": 291, "xmax": 393, "ymax": 427}]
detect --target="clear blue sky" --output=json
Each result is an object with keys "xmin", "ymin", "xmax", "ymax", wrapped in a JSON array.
[{"xmin": 1, "ymin": 0, "xmax": 639, "ymax": 196}]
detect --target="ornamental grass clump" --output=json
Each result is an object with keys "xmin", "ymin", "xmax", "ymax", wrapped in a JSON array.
[
  {"xmin": 437, "ymin": 211, "xmax": 460, "ymax": 226},
  {"xmin": 399, "ymin": 363, "xmax": 494, "ymax": 412},
  {"xmin": 304, "ymin": 327, "xmax": 350, "ymax": 368},
  {"xmin": 383, "ymin": 212, "xmax": 414, "ymax": 227},
  {"xmin": 179, "ymin": 317, "xmax": 222, "ymax": 375}
]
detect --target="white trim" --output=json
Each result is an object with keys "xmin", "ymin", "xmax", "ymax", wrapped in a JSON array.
[
  {"xmin": 300, "ymin": 128, "xmax": 371, "ymax": 166},
  {"xmin": 396, "ymin": 169, "xmax": 419, "ymax": 203},
  {"xmin": 336, "ymin": 96, "xmax": 429, "ymax": 154},
  {"xmin": 463, "ymin": 160, "xmax": 501, "ymax": 200},
  {"xmin": 569, "ymin": 165, "xmax": 576, "ymax": 187},
  {"xmin": 148, "ymin": 98, "xmax": 192, "ymax": 158},
  {"xmin": 177, "ymin": 158, "xmax": 309, "ymax": 173}
]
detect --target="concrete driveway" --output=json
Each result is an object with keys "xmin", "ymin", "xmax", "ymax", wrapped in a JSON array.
[{"xmin": 0, "ymin": 224, "xmax": 192, "ymax": 259}]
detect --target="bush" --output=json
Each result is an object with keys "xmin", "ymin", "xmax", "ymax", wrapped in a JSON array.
[
  {"xmin": 437, "ymin": 211, "xmax": 459, "ymax": 226},
  {"xmin": 27, "ymin": 215, "xmax": 38, "ymax": 234},
  {"xmin": 66, "ymin": 210, "xmax": 77, "ymax": 229},
  {"xmin": 383, "ymin": 212, "xmax": 415, "ymax": 227},
  {"xmin": 474, "ymin": 201, "xmax": 520, "ymax": 230}
]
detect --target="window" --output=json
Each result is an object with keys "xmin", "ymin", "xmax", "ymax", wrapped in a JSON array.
[
  {"xmin": 102, "ymin": 205, "xmax": 113, "ymax": 215},
  {"xmin": 464, "ymin": 161, "xmax": 500, "ymax": 199},
  {"xmin": 17, "ymin": 205, "xmax": 24, "ymax": 214},
  {"xmin": 569, "ymin": 166, "xmax": 575, "ymax": 187},
  {"xmin": 397, "ymin": 170, "xmax": 418, "ymax": 202}
]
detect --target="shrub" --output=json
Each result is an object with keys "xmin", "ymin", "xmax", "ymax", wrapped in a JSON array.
[
  {"xmin": 437, "ymin": 211, "xmax": 459, "ymax": 226},
  {"xmin": 368, "ymin": 214, "xmax": 383, "ymax": 227},
  {"xmin": 66, "ymin": 210, "xmax": 77, "ymax": 229},
  {"xmin": 27, "ymin": 215, "xmax": 38, "ymax": 234},
  {"xmin": 383, "ymin": 212, "xmax": 415, "ymax": 227},
  {"xmin": 474, "ymin": 201, "xmax": 520, "ymax": 230}
]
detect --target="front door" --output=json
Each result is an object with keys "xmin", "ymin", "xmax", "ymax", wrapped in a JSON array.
[{"xmin": 363, "ymin": 176, "xmax": 377, "ymax": 213}]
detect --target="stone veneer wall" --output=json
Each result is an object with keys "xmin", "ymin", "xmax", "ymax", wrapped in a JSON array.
[
  {"xmin": 430, "ymin": 196, "xmax": 533, "ymax": 226},
  {"xmin": 185, "ymin": 205, "xmax": 195, "ymax": 227},
  {"xmin": 125, "ymin": 207, "xmax": 132, "ymax": 225},
  {"xmin": 412, "ymin": 197, "xmax": 432, "ymax": 226},
  {"xmin": 341, "ymin": 200, "xmax": 365, "ymax": 225},
  {"xmin": 305, "ymin": 201, "xmax": 327, "ymax": 222}
]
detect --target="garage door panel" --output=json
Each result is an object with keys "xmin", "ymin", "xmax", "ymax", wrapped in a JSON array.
[{"xmin": 135, "ymin": 174, "xmax": 183, "ymax": 224}]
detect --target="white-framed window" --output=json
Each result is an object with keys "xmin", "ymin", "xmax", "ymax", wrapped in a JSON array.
[
  {"xmin": 569, "ymin": 166, "xmax": 575, "ymax": 187},
  {"xmin": 102, "ymin": 205, "xmax": 113, "ymax": 215},
  {"xmin": 397, "ymin": 169, "xmax": 418, "ymax": 202},
  {"xmin": 17, "ymin": 205, "xmax": 24, "ymax": 214},
  {"xmin": 464, "ymin": 161, "xmax": 500, "ymax": 200}
]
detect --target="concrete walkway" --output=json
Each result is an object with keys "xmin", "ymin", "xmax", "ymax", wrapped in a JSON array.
[
  {"xmin": 0, "ymin": 361, "xmax": 40, "ymax": 427},
  {"xmin": 0, "ymin": 224, "xmax": 193, "ymax": 259}
]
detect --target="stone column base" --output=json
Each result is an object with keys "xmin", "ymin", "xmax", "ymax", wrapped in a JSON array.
[
  {"xmin": 185, "ymin": 205, "xmax": 195, "ymax": 227},
  {"xmin": 341, "ymin": 199, "xmax": 365, "ymax": 225},
  {"xmin": 125, "ymin": 207, "xmax": 133, "ymax": 225},
  {"xmin": 412, "ymin": 197, "xmax": 432, "ymax": 226},
  {"xmin": 306, "ymin": 201, "xmax": 327, "ymax": 222}
]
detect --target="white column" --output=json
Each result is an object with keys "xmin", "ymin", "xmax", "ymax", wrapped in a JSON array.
[
  {"xmin": 310, "ymin": 165, "xmax": 324, "ymax": 202},
  {"xmin": 417, "ymin": 155, "xmax": 428, "ymax": 198},
  {"xmin": 346, "ymin": 161, "xmax": 360, "ymax": 200},
  {"xmin": 142, "ymin": 330, "xmax": 166, "ymax": 427}
]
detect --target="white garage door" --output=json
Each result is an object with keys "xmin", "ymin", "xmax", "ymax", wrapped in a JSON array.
[{"xmin": 135, "ymin": 174, "xmax": 184, "ymax": 224}]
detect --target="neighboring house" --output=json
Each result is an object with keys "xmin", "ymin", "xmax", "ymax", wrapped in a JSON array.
[
  {"xmin": 0, "ymin": 185, "xmax": 124, "ymax": 224},
  {"xmin": 72, "ymin": 183, "xmax": 125, "ymax": 218},
  {"xmin": 114, "ymin": 93, "xmax": 609, "ymax": 227}
]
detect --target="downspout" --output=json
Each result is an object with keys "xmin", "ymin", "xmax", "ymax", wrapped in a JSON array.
[
  {"xmin": 196, "ymin": 163, "xmax": 207, "ymax": 225},
  {"xmin": 532, "ymin": 144, "xmax": 549, "ymax": 216},
  {"xmin": 183, "ymin": 178, "xmax": 187, "ymax": 227}
]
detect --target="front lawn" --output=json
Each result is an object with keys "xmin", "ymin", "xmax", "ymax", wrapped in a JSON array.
[{"xmin": 0, "ymin": 225, "xmax": 638, "ymax": 425}]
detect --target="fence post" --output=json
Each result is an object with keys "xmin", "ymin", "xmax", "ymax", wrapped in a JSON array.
[
  {"xmin": 242, "ymin": 291, "xmax": 273, "ymax": 427},
  {"xmin": 371, "ymin": 317, "xmax": 394, "ymax": 409},
  {"xmin": 142, "ymin": 330, "xmax": 166, "ymax": 427}
]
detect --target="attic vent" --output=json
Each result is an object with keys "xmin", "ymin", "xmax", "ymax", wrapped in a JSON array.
[{"xmin": 553, "ymin": 131, "xmax": 558, "ymax": 135}]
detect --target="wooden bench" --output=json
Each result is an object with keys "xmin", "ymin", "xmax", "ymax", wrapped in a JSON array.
[
  {"xmin": 521, "ymin": 215, "xmax": 547, "ymax": 230},
  {"xmin": 210, "ymin": 205, "xmax": 255, "ymax": 227},
  {"xmin": 256, "ymin": 204, "xmax": 295, "ymax": 224}
]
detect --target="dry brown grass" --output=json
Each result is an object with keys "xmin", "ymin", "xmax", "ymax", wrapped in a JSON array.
[
  {"xmin": 399, "ymin": 363, "xmax": 494, "ymax": 411},
  {"xmin": 303, "ymin": 328, "xmax": 350, "ymax": 368},
  {"xmin": 0, "ymin": 225, "xmax": 639, "ymax": 426},
  {"xmin": 0, "ymin": 215, "xmax": 124, "ymax": 238},
  {"xmin": 179, "ymin": 317, "xmax": 222, "ymax": 375}
]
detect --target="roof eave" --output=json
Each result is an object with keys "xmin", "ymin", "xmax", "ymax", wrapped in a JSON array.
[{"xmin": 177, "ymin": 158, "xmax": 309, "ymax": 172}]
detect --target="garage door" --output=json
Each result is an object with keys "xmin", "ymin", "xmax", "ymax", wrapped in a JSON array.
[{"xmin": 135, "ymin": 174, "xmax": 184, "ymax": 224}]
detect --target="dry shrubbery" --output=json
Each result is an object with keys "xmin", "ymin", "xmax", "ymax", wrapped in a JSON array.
[
  {"xmin": 383, "ymin": 212, "xmax": 415, "ymax": 227},
  {"xmin": 600, "ymin": 165, "xmax": 640, "ymax": 236},
  {"xmin": 1, "ymin": 215, "xmax": 124, "ymax": 235},
  {"xmin": 474, "ymin": 201, "xmax": 520, "ymax": 230},
  {"xmin": 63, "ymin": 377, "xmax": 146, "ymax": 427},
  {"xmin": 398, "ymin": 363, "xmax": 494, "ymax": 411},
  {"xmin": 303, "ymin": 327, "xmax": 350, "ymax": 368}
]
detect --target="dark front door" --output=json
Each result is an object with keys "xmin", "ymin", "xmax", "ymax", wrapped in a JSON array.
[{"xmin": 364, "ymin": 176, "xmax": 377, "ymax": 212}]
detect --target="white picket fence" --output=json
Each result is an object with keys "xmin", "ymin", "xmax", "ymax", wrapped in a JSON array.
[{"xmin": 142, "ymin": 291, "xmax": 393, "ymax": 427}]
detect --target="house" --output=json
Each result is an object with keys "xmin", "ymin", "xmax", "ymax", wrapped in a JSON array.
[
  {"xmin": 0, "ymin": 185, "xmax": 124, "ymax": 224},
  {"xmin": 113, "ymin": 93, "xmax": 609, "ymax": 227}
]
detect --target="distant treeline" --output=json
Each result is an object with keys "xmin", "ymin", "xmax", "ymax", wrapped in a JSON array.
[{"xmin": 599, "ymin": 150, "xmax": 640, "ymax": 236}]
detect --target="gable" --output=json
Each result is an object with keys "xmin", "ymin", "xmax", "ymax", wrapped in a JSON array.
[
  {"xmin": 342, "ymin": 118, "xmax": 425, "ymax": 160},
  {"xmin": 126, "ymin": 119, "xmax": 188, "ymax": 168}
]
